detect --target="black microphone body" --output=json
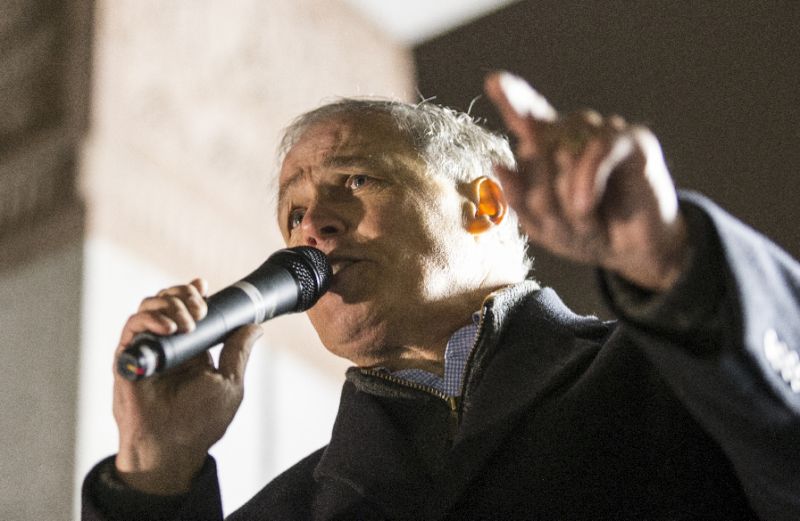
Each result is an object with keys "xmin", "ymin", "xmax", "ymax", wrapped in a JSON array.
[{"xmin": 117, "ymin": 246, "xmax": 331, "ymax": 381}]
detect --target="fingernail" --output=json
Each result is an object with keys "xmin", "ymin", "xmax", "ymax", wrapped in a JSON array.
[{"xmin": 498, "ymin": 72, "xmax": 557, "ymax": 122}]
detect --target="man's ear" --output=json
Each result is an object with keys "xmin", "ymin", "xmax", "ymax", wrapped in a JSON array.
[{"xmin": 466, "ymin": 176, "xmax": 507, "ymax": 235}]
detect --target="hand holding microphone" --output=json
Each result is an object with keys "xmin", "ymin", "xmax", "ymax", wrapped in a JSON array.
[
  {"xmin": 111, "ymin": 246, "xmax": 330, "ymax": 494},
  {"xmin": 117, "ymin": 246, "xmax": 332, "ymax": 380}
]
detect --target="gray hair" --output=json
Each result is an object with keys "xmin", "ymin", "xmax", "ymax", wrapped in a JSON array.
[{"xmin": 279, "ymin": 98, "xmax": 532, "ymax": 275}]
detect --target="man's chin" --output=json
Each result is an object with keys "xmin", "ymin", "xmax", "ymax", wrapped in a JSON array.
[
  {"xmin": 308, "ymin": 301, "xmax": 389, "ymax": 364},
  {"xmin": 321, "ymin": 285, "xmax": 361, "ymax": 305},
  {"xmin": 311, "ymin": 290, "xmax": 369, "ymax": 321}
]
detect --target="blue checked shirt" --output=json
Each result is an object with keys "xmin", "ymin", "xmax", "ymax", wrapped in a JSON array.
[{"xmin": 389, "ymin": 312, "xmax": 481, "ymax": 397}]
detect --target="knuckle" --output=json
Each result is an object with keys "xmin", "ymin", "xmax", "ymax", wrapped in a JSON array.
[
  {"xmin": 163, "ymin": 294, "xmax": 186, "ymax": 311},
  {"xmin": 187, "ymin": 297, "xmax": 208, "ymax": 318},
  {"xmin": 562, "ymin": 109, "xmax": 602, "ymax": 129},
  {"xmin": 186, "ymin": 291, "xmax": 205, "ymax": 307},
  {"xmin": 552, "ymin": 111, "xmax": 606, "ymax": 156},
  {"xmin": 123, "ymin": 313, "xmax": 140, "ymax": 331},
  {"xmin": 138, "ymin": 295, "xmax": 161, "ymax": 311},
  {"xmin": 579, "ymin": 109, "xmax": 603, "ymax": 127},
  {"xmin": 607, "ymin": 114, "xmax": 627, "ymax": 131},
  {"xmin": 129, "ymin": 309, "xmax": 155, "ymax": 325},
  {"xmin": 143, "ymin": 309, "xmax": 168, "ymax": 323},
  {"xmin": 157, "ymin": 284, "xmax": 192, "ymax": 299},
  {"xmin": 125, "ymin": 310, "xmax": 166, "ymax": 334}
]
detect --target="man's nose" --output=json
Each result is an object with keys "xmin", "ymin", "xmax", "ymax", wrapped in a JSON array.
[{"xmin": 300, "ymin": 200, "xmax": 346, "ymax": 247}]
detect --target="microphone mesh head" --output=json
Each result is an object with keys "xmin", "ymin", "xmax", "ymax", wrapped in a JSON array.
[{"xmin": 268, "ymin": 246, "xmax": 332, "ymax": 311}]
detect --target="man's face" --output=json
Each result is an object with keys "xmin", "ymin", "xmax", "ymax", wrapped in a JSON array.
[{"xmin": 277, "ymin": 113, "xmax": 478, "ymax": 366}]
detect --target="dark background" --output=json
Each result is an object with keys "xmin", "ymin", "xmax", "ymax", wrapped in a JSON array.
[{"xmin": 415, "ymin": 1, "xmax": 800, "ymax": 317}]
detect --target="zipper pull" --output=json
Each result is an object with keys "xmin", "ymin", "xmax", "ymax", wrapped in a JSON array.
[{"xmin": 447, "ymin": 396, "xmax": 460, "ymax": 441}]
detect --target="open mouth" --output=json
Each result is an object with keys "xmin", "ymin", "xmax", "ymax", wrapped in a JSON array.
[
  {"xmin": 325, "ymin": 255, "xmax": 369, "ymax": 297},
  {"xmin": 331, "ymin": 259, "xmax": 356, "ymax": 276},
  {"xmin": 328, "ymin": 256, "xmax": 362, "ymax": 277}
]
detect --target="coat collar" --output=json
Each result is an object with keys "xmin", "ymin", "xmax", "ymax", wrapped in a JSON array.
[
  {"xmin": 459, "ymin": 284, "xmax": 609, "ymax": 440},
  {"xmin": 429, "ymin": 285, "xmax": 609, "ymax": 516},
  {"xmin": 314, "ymin": 282, "xmax": 611, "ymax": 518}
]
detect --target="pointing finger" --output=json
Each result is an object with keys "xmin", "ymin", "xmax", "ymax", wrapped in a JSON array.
[
  {"xmin": 485, "ymin": 72, "xmax": 557, "ymax": 158},
  {"xmin": 486, "ymin": 71, "xmax": 558, "ymax": 122}
]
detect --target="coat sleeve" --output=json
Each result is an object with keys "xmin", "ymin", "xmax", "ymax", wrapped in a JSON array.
[
  {"xmin": 81, "ymin": 455, "xmax": 224, "ymax": 521},
  {"xmin": 601, "ymin": 191, "xmax": 800, "ymax": 521}
]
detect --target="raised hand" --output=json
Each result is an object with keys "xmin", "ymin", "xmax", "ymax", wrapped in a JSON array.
[
  {"xmin": 112, "ymin": 278, "xmax": 263, "ymax": 494},
  {"xmin": 485, "ymin": 72, "xmax": 689, "ymax": 292}
]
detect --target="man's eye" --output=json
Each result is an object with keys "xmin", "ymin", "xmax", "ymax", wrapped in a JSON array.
[
  {"xmin": 345, "ymin": 174, "xmax": 368, "ymax": 190},
  {"xmin": 288, "ymin": 208, "xmax": 305, "ymax": 230}
]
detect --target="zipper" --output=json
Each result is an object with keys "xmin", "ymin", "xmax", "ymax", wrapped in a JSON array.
[
  {"xmin": 358, "ymin": 293, "xmax": 496, "ymax": 441},
  {"xmin": 359, "ymin": 368, "xmax": 453, "ymax": 401},
  {"xmin": 359, "ymin": 368, "xmax": 461, "ymax": 439},
  {"xmin": 456, "ymin": 295, "xmax": 494, "ymax": 420}
]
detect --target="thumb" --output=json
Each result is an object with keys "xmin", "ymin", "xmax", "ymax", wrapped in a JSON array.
[{"xmin": 218, "ymin": 324, "xmax": 263, "ymax": 383}]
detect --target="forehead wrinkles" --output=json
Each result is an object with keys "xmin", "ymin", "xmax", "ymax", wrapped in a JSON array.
[
  {"xmin": 278, "ymin": 116, "xmax": 426, "ymax": 205},
  {"xmin": 277, "ymin": 123, "xmax": 348, "ymax": 208}
]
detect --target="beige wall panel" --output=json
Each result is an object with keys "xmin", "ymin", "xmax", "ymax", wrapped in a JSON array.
[
  {"xmin": 0, "ymin": 239, "xmax": 83, "ymax": 520},
  {"xmin": 81, "ymin": 0, "xmax": 414, "ymax": 283}
]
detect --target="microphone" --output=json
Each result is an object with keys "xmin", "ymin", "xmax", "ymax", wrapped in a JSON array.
[{"xmin": 117, "ymin": 246, "xmax": 332, "ymax": 381}]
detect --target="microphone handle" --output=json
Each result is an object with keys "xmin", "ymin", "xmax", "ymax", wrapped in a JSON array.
[{"xmin": 118, "ymin": 264, "xmax": 298, "ymax": 381}]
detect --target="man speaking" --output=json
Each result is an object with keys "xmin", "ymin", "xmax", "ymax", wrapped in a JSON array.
[{"xmin": 82, "ymin": 72, "xmax": 800, "ymax": 520}]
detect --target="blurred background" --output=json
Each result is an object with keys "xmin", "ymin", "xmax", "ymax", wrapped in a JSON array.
[{"xmin": 0, "ymin": 1, "xmax": 797, "ymax": 519}]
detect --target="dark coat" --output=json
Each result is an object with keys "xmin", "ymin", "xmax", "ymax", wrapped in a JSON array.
[{"xmin": 83, "ymin": 194, "xmax": 800, "ymax": 520}]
